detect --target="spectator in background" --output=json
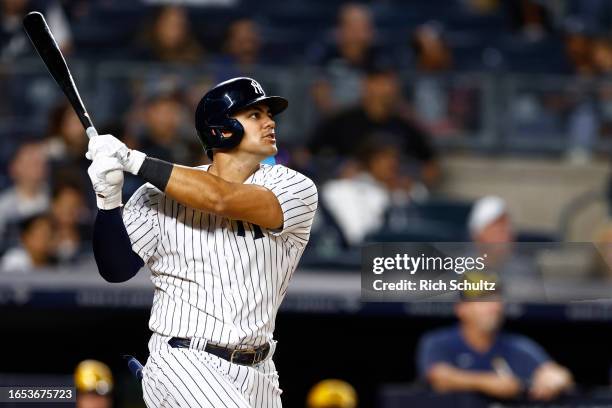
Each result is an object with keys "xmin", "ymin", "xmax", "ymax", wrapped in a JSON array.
[
  {"xmin": 0, "ymin": 213, "xmax": 55, "ymax": 273},
  {"xmin": 469, "ymin": 196, "xmax": 517, "ymax": 266},
  {"xmin": 306, "ymin": 379, "xmax": 357, "ymax": 408},
  {"xmin": 507, "ymin": 0, "xmax": 553, "ymax": 42},
  {"xmin": 43, "ymin": 103, "xmax": 97, "ymax": 207},
  {"xmin": 310, "ymin": 64, "xmax": 440, "ymax": 187},
  {"xmin": 596, "ymin": 82, "xmax": 612, "ymax": 140},
  {"xmin": 134, "ymin": 86, "xmax": 200, "ymax": 166},
  {"xmin": 74, "ymin": 360, "xmax": 113, "ymax": 408},
  {"xmin": 590, "ymin": 222, "xmax": 612, "ymax": 281},
  {"xmin": 0, "ymin": 142, "xmax": 49, "ymax": 250},
  {"xmin": 51, "ymin": 181, "xmax": 91, "ymax": 265},
  {"xmin": 0, "ymin": 0, "xmax": 72, "ymax": 61},
  {"xmin": 45, "ymin": 102, "xmax": 89, "ymax": 173},
  {"xmin": 468, "ymin": 196, "xmax": 542, "ymax": 297},
  {"xmin": 136, "ymin": 5, "xmax": 204, "ymax": 63},
  {"xmin": 409, "ymin": 21, "xmax": 473, "ymax": 138},
  {"xmin": 417, "ymin": 286, "xmax": 573, "ymax": 401},
  {"xmin": 561, "ymin": 26, "xmax": 612, "ymax": 157},
  {"xmin": 591, "ymin": 37, "xmax": 612, "ymax": 75},
  {"xmin": 461, "ymin": 0, "xmax": 500, "ymax": 15},
  {"xmin": 411, "ymin": 22, "xmax": 452, "ymax": 73},
  {"xmin": 0, "ymin": 0, "xmax": 72, "ymax": 119},
  {"xmin": 563, "ymin": 20, "xmax": 596, "ymax": 76},
  {"xmin": 469, "ymin": 196, "xmax": 514, "ymax": 242},
  {"xmin": 310, "ymin": 3, "xmax": 385, "ymax": 114},
  {"xmin": 214, "ymin": 18, "xmax": 262, "ymax": 81},
  {"xmin": 321, "ymin": 142, "xmax": 410, "ymax": 245}
]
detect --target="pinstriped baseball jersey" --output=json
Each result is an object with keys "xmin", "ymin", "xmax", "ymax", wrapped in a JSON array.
[{"xmin": 122, "ymin": 163, "xmax": 318, "ymax": 348}]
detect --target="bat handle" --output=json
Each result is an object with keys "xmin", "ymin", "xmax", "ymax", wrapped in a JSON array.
[
  {"xmin": 85, "ymin": 126, "xmax": 124, "ymax": 185},
  {"xmin": 85, "ymin": 126, "xmax": 98, "ymax": 139}
]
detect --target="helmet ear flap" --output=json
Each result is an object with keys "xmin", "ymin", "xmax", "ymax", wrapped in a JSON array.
[
  {"xmin": 201, "ymin": 117, "xmax": 245, "ymax": 160},
  {"xmin": 224, "ymin": 117, "xmax": 245, "ymax": 139}
]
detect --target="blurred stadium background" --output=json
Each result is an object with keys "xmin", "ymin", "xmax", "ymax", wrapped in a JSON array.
[{"xmin": 1, "ymin": 0, "xmax": 612, "ymax": 407}]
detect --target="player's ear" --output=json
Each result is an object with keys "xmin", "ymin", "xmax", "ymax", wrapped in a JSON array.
[{"xmin": 221, "ymin": 130, "xmax": 232, "ymax": 138}]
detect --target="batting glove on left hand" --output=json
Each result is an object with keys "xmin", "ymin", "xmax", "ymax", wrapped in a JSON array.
[
  {"xmin": 87, "ymin": 155, "xmax": 124, "ymax": 210},
  {"xmin": 86, "ymin": 130, "xmax": 146, "ymax": 175}
]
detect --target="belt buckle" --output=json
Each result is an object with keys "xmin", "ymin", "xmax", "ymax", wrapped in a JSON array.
[
  {"xmin": 230, "ymin": 349, "xmax": 241, "ymax": 364},
  {"xmin": 231, "ymin": 349, "xmax": 260, "ymax": 365}
]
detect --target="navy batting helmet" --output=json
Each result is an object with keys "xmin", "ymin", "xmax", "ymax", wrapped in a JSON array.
[{"xmin": 195, "ymin": 77, "xmax": 288, "ymax": 159}]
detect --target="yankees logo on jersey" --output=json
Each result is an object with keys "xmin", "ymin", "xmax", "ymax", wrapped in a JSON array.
[{"xmin": 122, "ymin": 163, "xmax": 318, "ymax": 408}]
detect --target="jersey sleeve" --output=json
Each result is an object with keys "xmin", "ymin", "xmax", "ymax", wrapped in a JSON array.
[
  {"xmin": 262, "ymin": 166, "xmax": 318, "ymax": 245},
  {"xmin": 122, "ymin": 183, "xmax": 161, "ymax": 264},
  {"xmin": 506, "ymin": 334, "xmax": 552, "ymax": 382},
  {"xmin": 416, "ymin": 331, "xmax": 453, "ymax": 378}
]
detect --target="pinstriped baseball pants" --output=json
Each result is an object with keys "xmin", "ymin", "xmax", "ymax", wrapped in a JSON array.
[{"xmin": 142, "ymin": 333, "xmax": 282, "ymax": 408}]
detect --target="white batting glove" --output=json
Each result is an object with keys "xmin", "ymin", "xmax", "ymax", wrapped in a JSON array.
[
  {"xmin": 85, "ymin": 131, "xmax": 146, "ymax": 175},
  {"xmin": 87, "ymin": 155, "xmax": 124, "ymax": 210}
]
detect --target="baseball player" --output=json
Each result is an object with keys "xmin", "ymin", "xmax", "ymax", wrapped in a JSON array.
[{"xmin": 86, "ymin": 77, "xmax": 318, "ymax": 407}]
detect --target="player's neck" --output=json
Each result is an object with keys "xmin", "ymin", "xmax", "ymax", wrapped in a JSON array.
[
  {"xmin": 209, "ymin": 153, "xmax": 261, "ymax": 183},
  {"xmin": 15, "ymin": 182, "xmax": 44, "ymax": 199},
  {"xmin": 461, "ymin": 325, "xmax": 496, "ymax": 353}
]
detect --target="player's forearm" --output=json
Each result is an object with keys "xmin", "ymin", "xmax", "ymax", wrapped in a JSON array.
[
  {"xmin": 529, "ymin": 362, "xmax": 574, "ymax": 400},
  {"xmin": 133, "ymin": 156, "xmax": 228, "ymax": 212},
  {"xmin": 428, "ymin": 364, "xmax": 521, "ymax": 399},
  {"xmin": 135, "ymin": 158, "xmax": 283, "ymax": 228},
  {"xmin": 164, "ymin": 165, "xmax": 230, "ymax": 214},
  {"xmin": 116, "ymin": 149, "xmax": 285, "ymax": 228},
  {"xmin": 166, "ymin": 165, "xmax": 283, "ymax": 228},
  {"xmin": 428, "ymin": 364, "xmax": 482, "ymax": 392},
  {"xmin": 474, "ymin": 373, "xmax": 522, "ymax": 399},
  {"xmin": 93, "ymin": 208, "xmax": 144, "ymax": 283}
]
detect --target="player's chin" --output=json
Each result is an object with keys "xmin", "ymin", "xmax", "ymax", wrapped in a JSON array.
[{"xmin": 260, "ymin": 143, "xmax": 278, "ymax": 156}]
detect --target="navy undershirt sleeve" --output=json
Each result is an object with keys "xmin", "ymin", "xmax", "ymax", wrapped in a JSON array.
[{"xmin": 93, "ymin": 208, "xmax": 144, "ymax": 282}]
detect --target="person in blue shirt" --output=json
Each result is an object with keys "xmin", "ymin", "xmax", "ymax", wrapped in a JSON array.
[{"xmin": 417, "ymin": 298, "xmax": 573, "ymax": 401}]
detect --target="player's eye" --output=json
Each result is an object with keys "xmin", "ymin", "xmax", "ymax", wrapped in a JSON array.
[{"xmin": 250, "ymin": 112, "xmax": 259, "ymax": 119}]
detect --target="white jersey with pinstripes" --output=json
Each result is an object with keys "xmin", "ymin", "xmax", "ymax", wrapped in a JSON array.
[{"xmin": 122, "ymin": 163, "xmax": 318, "ymax": 348}]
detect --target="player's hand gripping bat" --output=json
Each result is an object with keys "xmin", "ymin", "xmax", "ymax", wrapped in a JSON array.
[{"xmin": 23, "ymin": 11, "xmax": 122, "ymax": 184}]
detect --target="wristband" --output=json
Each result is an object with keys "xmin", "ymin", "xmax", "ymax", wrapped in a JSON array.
[
  {"xmin": 137, "ymin": 157, "xmax": 174, "ymax": 192},
  {"xmin": 96, "ymin": 189, "xmax": 122, "ymax": 210},
  {"xmin": 125, "ymin": 149, "xmax": 147, "ymax": 175}
]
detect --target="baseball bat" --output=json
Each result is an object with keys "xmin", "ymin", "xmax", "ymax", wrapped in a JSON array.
[
  {"xmin": 23, "ymin": 11, "xmax": 122, "ymax": 184},
  {"xmin": 122, "ymin": 355, "xmax": 144, "ymax": 382}
]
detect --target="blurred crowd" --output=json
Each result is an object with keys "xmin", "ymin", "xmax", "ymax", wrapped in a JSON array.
[{"xmin": 1, "ymin": 0, "xmax": 612, "ymax": 272}]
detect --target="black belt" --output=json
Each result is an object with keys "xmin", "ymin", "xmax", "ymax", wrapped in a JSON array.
[{"xmin": 168, "ymin": 337, "xmax": 270, "ymax": 366}]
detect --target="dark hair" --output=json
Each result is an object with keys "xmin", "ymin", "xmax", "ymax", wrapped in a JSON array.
[
  {"xmin": 52, "ymin": 181, "xmax": 85, "ymax": 202},
  {"xmin": 410, "ymin": 21, "xmax": 447, "ymax": 56},
  {"xmin": 51, "ymin": 171, "xmax": 86, "ymax": 201},
  {"xmin": 8, "ymin": 140, "xmax": 43, "ymax": 165},
  {"xmin": 355, "ymin": 137, "xmax": 398, "ymax": 166},
  {"xmin": 18, "ymin": 213, "xmax": 52, "ymax": 235},
  {"xmin": 223, "ymin": 17, "xmax": 256, "ymax": 46},
  {"xmin": 138, "ymin": 5, "xmax": 204, "ymax": 63},
  {"xmin": 45, "ymin": 102, "xmax": 71, "ymax": 139}
]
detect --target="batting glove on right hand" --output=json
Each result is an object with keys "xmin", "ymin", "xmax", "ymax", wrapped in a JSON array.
[
  {"xmin": 87, "ymin": 155, "xmax": 124, "ymax": 210},
  {"xmin": 85, "ymin": 130, "xmax": 146, "ymax": 175}
]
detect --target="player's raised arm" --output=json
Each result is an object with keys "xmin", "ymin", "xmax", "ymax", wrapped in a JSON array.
[
  {"xmin": 164, "ymin": 165, "xmax": 284, "ymax": 229},
  {"xmin": 87, "ymin": 156, "xmax": 144, "ymax": 283}
]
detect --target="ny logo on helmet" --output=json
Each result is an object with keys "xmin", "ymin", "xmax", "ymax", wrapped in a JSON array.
[{"xmin": 250, "ymin": 80, "xmax": 264, "ymax": 95}]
